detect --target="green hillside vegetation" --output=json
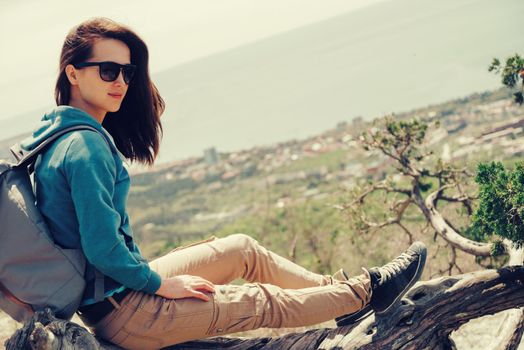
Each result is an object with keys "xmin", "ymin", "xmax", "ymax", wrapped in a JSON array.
[{"xmin": 127, "ymin": 87, "xmax": 522, "ymax": 280}]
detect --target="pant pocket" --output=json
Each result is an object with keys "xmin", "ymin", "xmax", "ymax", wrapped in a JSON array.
[{"xmin": 206, "ymin": 284, "xmax": 262, "ymax": 336}]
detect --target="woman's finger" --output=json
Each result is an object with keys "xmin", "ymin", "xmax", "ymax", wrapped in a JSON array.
[
  {"xmin": 195, "ymin": 276, "xmax": 215, "ymax": 287},
  {"xmin": 194, "ymin": 282, "xmax": 215, "ymax": 293},
  {"xmin": 190, "ymin": 290, "xmax": 211, "ymax": 302}
]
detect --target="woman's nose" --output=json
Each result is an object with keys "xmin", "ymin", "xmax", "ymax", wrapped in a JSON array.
[{"xmin": 114, "ymin": 70, "xmax": 126, "ymax": 85}]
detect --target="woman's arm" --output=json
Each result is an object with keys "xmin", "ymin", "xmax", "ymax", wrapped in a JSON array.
[{"xmin": 64, "ymin": 131, "xmax": 161, "ymax": 294}]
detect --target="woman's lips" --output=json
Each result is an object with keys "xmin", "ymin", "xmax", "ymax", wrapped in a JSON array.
[{"xmin": 108, "ymin": 93, "xmax": 123, "ymax": 99}]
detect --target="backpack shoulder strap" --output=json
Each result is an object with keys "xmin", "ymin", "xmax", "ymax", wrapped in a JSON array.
[{"xmin": 14, "ymin": 125, "xmax": 111, "ymax": 171}]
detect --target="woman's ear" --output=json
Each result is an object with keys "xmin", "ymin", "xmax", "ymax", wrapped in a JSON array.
[{"xmin": 65, "ymin": 64, "xmax": 79, "ymax": 86}]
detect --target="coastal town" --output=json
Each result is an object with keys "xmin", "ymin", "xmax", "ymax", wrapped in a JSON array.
[{"xmin": 130, "ymin": 92, "xmax": 524, "ymax": 196}]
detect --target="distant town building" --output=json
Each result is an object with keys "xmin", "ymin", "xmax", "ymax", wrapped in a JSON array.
[
  {"xmin": 336, "ymin": 121, "xmax": 348, "ymax": 132},
  {"xmin": 350, "ymin": 116, "xmax": 365, "ymax": 136},
  {"xmin": 204, "ymin": 147, "xmax": 220, "ymax": 165}
]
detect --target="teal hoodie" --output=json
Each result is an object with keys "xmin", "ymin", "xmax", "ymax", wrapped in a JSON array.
[{"xmin": 20, "ymin": 105, "xmax": 161, "ymax": 306}]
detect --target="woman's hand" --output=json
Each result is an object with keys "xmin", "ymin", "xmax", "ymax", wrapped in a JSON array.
[{"xmin": 155, "ymin": 275, "xmax": 215, "ymax": 301}]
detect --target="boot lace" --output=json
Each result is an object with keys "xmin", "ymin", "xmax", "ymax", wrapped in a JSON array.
[{"xmin": 379, "ymin": 251, "xmax": 416, "ymax": 281}]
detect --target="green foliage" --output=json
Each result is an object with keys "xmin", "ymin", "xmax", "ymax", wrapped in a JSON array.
[
  {"xmin": 489, "ymin": 54, "xmax": 524, "ymax": 104},
  {"xmin": 418, "ymin": 180, "xmax": 433, "ymax": 193},
  {"xmin": 470, "ymin": 161, "xmax": 524, "ymax": 246},
  {"xmin": 490, "ymin": 240, "xmax": 505, "ymax": 257},
  {"xmin": 361, "ymin": 117, "xmax": 438, "ymax": 170}
]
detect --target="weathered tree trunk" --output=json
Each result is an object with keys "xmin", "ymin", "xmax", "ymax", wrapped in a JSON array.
[
  {"xmin": 6, "ymin": 266, "xmax": 524, "ymax": 350},
  {"xmin": 491, "ymin": 309, "xmax": 524, "ymax": 350},
  {"xmin": 421, "ymin": 188, "xmax": 524, "ymax": 349},
  {"xmin": 487, "ymin": 242, "xmax": 524, "ymax": 350}
]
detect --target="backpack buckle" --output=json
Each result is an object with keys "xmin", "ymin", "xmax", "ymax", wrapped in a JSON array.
[{"xmin": 9, "ymin": 144, "xmax": 24, "ymax": 163}]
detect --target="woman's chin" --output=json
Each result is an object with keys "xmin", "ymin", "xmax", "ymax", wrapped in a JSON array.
[{"xmin": 107, "ymin": 104, "xmax": 122, "ymax": 113}]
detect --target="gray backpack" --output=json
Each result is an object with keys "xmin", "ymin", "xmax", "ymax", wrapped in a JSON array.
[{"xmin": 0, "ymin": 125, "xmax": 107, "ymax": 322}]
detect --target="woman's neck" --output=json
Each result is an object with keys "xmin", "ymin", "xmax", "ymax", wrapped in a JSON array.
[{"xmin": 68, "ymin": 97, "xmax": 106, "ymax": 124}]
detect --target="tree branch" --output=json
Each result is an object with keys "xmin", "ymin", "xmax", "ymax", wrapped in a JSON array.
[
  {"xmin": 348, "ymin": 182, "xmax": 411, "ymax": 208},
  {"xmin": 420, "ymin": 188, "xmax": 492, "ymax": 256}
]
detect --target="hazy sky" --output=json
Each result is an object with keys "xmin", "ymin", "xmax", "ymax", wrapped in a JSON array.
[{"xmin": 0, "ymin": 0, "xmax": 386, "ymax": 121}]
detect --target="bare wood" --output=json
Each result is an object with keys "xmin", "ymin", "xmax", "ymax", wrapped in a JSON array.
[
  {"xmin": 490, "ymin": 309, "xmax": 524, "ymax": 350},
  {"xmin": 420, "ymin": 188, "xmax": 492, "ymax": 256},
  {"xmin": 488, "ymin": 243, "xmax": 524, "ymax": 350},
  {"xmin": 7, "ymin": 266, "xmax": 524, "ymax": 350}
]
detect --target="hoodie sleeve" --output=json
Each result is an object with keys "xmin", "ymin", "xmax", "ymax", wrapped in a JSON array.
[{"xmin": 63, "ymin": 131, "xmax": 161, "ymax": 294}]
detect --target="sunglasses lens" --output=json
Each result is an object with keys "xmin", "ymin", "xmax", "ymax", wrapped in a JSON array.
[
  {"xmin": 99, "ymin": 63, "xmax": 120, "ymax": 82},
  {"xmin": 123, "ymin": 66, "xmax": 136, "ymax": 84},
  {"xmin": 98, "ymin": 62, "xmax": 135, "ymax": 84}
]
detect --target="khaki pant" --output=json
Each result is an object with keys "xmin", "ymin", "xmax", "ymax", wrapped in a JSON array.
[{"xmin": 85, "ymin": 234, "xmax": 371, "ymax": 350}]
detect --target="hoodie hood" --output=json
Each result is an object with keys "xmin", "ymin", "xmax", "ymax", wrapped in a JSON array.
[{"xmin": 20, "ymin": 105, "xmax": 123, "ymax": 159}]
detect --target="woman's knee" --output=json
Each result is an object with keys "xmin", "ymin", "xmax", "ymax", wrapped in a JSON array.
[{"xmin": 226, "ymin": 233, "xmax": 259, "ymax": 252}]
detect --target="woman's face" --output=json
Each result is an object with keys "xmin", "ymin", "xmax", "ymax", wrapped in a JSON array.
[{"xmin": 66, "ymin": 38, "xmax": 131, "ymax": 121}]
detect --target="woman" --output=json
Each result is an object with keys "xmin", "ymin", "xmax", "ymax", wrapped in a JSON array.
[{"xmin": 23, "ymin": 17, "xmax": 426, "ymax": 349}]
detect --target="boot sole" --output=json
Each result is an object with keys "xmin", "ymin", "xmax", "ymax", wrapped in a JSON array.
[
  {"xmin": 375, "ymin": 242, "xmax": 427, "ymax": 315},
  {"xmin": 336, "ymin": 304, "xmax": 373, "ymax": 327}
]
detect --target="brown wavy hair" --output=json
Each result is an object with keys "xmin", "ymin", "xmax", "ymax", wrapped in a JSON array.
[{"xmin": 55, "ymin": 17, "xmax": 164, "ymax": 165}]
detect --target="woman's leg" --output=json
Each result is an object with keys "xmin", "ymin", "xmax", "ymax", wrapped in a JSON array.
[
  {"xmin": 148, "ymin": 233, "xmax": 337, "ymax": 289},
  {"xmin": 90, "ymin": 233, "xmax": 370, "ymax": 349},
  {"xmin": 93, "ymin": 273, "xmax": 371, "ymax": 349},
  {"xmin": 92, "ymin": 237, "xmax": 425, "ymax": 349}
]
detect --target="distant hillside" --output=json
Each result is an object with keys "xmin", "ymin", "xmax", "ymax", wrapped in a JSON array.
[{"xmin": 1, "ymin": 90, "xmax": 517, "ymax": 273}]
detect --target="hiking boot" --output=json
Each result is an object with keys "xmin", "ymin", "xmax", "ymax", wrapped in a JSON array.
[
  {"xmin": 335, "ymin": 241, "xmax": 426, "ymax": 326},
  {"xmin": 368, "ymin": 241, "xmax": 426, "ymax": 314},
  {"xmin": 333, "ymin": 269, "xmax": 373, "ymax": 327},
  {"xmin": 335, "ymin": 304, "xmax": 373, "ymax": 327}
]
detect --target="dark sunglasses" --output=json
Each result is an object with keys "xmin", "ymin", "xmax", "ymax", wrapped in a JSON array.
[{"xmin": 72, "ymin": 61, "xmax": 137, "ymax": 84}]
